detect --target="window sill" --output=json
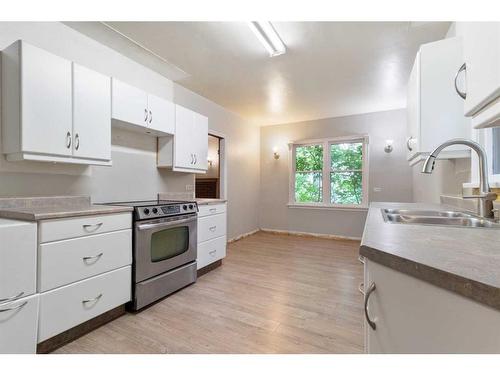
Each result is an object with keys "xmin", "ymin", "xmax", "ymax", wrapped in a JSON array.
[{"xmin": 287, "ymin": 203, "xmax": 369, "ymax": 211}]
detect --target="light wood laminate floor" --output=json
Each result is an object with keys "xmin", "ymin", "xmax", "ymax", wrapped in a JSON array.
[{"xmin": 55, "ymin": 232, "xmax": 364, "ymax": 354}]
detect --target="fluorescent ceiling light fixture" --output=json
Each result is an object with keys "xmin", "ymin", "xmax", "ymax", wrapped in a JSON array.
[{"xmin": 248, "ymin": 21, "xmax": 286, "ymax": 57}]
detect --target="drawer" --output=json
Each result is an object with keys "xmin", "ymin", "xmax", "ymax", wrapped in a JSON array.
[
  {"xmin": 38, "ymin": 266, "xmax": 131, "ymax": 342},
  {"xmin": 198, "ymin": 203, "xmax": 226, "ymax": 217},
  {"xmin": 197, "ymin": 235, "xmax": 226, "ymax": 270},
  {"xmin": 0, "ymin": 294, "xmax": 39, "ymax": 353},
  {"xmin": 39, "ymin": 229, "xmax": 132, "ymax": 292},
  {"xmin": 197, "ymin": 213, "xmax": 227, "ymax": 243},
  {"xmin": 0, "ymin": 219, "xmax": 37, "ymax": 301},
  {"xmin": 40, "ymin": 213, "xmax": 132, "ymax": 243}
]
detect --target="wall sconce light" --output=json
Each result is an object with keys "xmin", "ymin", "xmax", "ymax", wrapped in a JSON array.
[
  {"xmin": 384, "ymin": 139, "xmax": 394, "ymax": 153},
  {"xmin": 207, "ymin": 157, "xmax": 213, "ymax": 167},
  {"xmin": 273, "ymin": 147, "xmax": 280, "ymax": 160}
]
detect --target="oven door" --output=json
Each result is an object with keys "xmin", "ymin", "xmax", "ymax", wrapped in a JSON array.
[{"xmin": 134, "ymin": 214, "xmax": 197, "ymax": 283}]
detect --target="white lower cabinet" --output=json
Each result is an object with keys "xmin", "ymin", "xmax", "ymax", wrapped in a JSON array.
[
  {"xmin": 35, "ymin": 212, "xmax": 133, "ymax": 345},
  {"xmin": 38, "ymin": 229, "xmax": 132, "ymax": 292},
  {"xmin": 0, "ymin": 219, "xmax": 38, "ymax": 353},
  {"xmin": 198, "ymin": 213, "xmax": 227, "ymax": 243},
  {"xmin": 197, "ymin": 203, "xmax": 227, "ymax": 270},
  {"xmin": 197, "ymin": 236, "xmax": 227, "ymax": 270},
  {"xmin": 364, "ymin": 259, "xmax": 500, "ymax": 353},
  {"xmin": 0, "ymin": 294, "xmax": 39, "ymax": 354},
  {"xmin": 38, "ymin": 266, "xmax": 131, "ymax": 343}
]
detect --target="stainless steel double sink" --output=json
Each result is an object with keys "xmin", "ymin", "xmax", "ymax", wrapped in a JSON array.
[{"xmin": 381, "ymin": 208, "xmax": 500, "ymax": 229}]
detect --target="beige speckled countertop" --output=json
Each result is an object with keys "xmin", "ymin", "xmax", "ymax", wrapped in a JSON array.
[
  {"xmin": 195, "ymin": 198, "xmax": 227, "ymax": 205},
  {"xmin": 360, "ymin": 202, "xmax": 500, "ymax": 311},
  {"xmin": 0, "ymin": 196, "xmax": 132, "ymax": 221}
]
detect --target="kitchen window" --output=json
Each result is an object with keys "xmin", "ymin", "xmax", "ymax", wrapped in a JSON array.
[{"xmin": 289, "ymin": 136, "xmax": 369, "ymax": 209}]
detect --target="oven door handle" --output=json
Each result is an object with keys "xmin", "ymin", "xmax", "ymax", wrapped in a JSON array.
[{"xmin": 137, "ymin": 216, "xmax": 196, "ymax": 231}]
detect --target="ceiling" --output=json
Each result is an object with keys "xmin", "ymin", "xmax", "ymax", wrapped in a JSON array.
[{"xmin": 67, "ymin": 22, "xmax": 451, "ymax": 125}]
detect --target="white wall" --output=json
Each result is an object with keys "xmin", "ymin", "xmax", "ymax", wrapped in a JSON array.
[
  {"xmin": 0, "ymin": 22, "xmax": 260, "ymax": 239},
  {"xmin": 259, "ymin": 109, "xmax": 413, "ymax": 239}
]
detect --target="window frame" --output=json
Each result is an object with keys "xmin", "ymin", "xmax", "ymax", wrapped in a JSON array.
[{"xmin": 288, "ymin": 135, "xmax": 369, "ymax": 210}]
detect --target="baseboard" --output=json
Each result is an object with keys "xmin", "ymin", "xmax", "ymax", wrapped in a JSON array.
[
  {"xmin": 259, "ymin": 228, "xmax": 361, "ymax": 241},
  {"xmin": 227, "ymin": 229, "xmax": 259, "ymax": 243},
  {"xmin": 37, "ymin": 304, "xmax": 126, "ymax": 353}
]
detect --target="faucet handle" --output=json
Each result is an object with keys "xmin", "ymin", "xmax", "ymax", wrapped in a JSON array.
[{"xmin": 463, "ymin": 192, "xmax": 498, "ymax": 200}]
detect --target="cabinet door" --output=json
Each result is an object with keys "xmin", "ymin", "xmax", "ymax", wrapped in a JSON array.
[
  {"xmin": 365, "ymin": 259, "xmax": 500, "ymax": 353},
  {"xmin": 174, "ymin": 104, "xmax": 196, "ymax": 169},
  {"xmin": 111, "ymin": 78, "xmax": 148, "ymax": 127},
  {"xmin": 193, "ymin": 112, "xmax": 208, "ymax": 170},
  {"xmin": 0, "ymin": 294, "xmax": 39, "ymax": 354},
  {"xmin": 462, "ymin": 22, "xmax": 500, "ymax": 116},
  {"xmin": 0, "ymin": 220, "xmax": 37, "ymax": 301},
  {"xmin": 406, "ymin": 54, "xmax": 420, "ymax": 161},
  {"xmin": 21, "ymin": 42, "xmax": 72, "ymax": 157},
  {"xmin": 147, "ymin": 94, "xmax": 175, "ymax": 135},
  {"xmin": 72, "ymin": 63, "xmax": 111, "ymax": 161},
  {"xmin": 419, "ymin": 37, "xmax": 470, "ymax": 153}
]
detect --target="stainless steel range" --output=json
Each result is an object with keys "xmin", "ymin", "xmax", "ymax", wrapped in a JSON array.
[{"xmin": 106, "ymin": 200, "xmax": 198, "ymax": 310}]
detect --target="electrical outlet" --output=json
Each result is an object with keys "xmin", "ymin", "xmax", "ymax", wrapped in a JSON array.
[{"xmin": 185, "ymin": 184, "xmax": 194, "ymax": 192}]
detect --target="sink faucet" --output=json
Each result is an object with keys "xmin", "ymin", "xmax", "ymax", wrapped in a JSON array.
[{"xmin": 422, "ymin": 138, "xmax": 497, "ymax": 219}]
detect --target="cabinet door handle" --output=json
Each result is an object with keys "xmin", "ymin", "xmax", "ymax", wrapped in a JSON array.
[
  {"xmin": 149, "ymin": 110, "xmax": 152, "ymax": 124},
  {"xmin": 144, "ymin": 108, "xmax": 148, "ymax": 122},
  {"xmin": 209, "ymin": 225, "xmax": 217, "ymax": 232},
  {"xmin": 191, "ymin": 154, "xmax": 195, "ymax": 164},
  {"xmin": 66, "ymin": 131, "xmax": 72, "ymax": 149},
  {"xmin": 75, "ymin": 133, "xmax": 80, "ymax": 151},
  {"xmin": 209, "ymin": 208, "xmax": 217, "ymax": 213},
  {"xmin": 83, "ymin": 223, "xmax": 103, "ymax": 232},
  {"xmin": 194, "ymin": 154, "xmax": 197, "ymax": 164},
  {"xmin": 358, "ymin": 282, "xmax": 365, "ymax": 295},
  {"xmin": 454, "ymin": 63, "xmax": 467, "ymax": 100},
  {"xmin": 209, "ymin": 250, "xmax": 217, "ymax": 256},
  {"xmin": 83, "ymin": 252, "xmax": 103, "ymax": 264},
  {"xmin": 0, "ymin": 301, "xmax": 27, "ymax": 313},
  {"xmin": 358, "ymin": 255, "xmax": 365, "ymax": 264},
  {"xmin": 364, "ymin": 282, "xmax": 377, "ymax": 330},
  {"xmin": 82, "ymin": 293, "xmax": 103, "ymax": 305},
  {"xmin": 406, "ymin": 137, "xmax": 413, "ymax": 152},
  {"xmin": 0, "ymin": 291, "xmax": 24, "ymax": 304}
]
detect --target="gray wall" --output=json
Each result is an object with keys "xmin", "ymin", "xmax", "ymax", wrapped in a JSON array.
[
  {"xmin": 259, "ymin": 109, "xmax": 413, "ymax": 238},
  {"xmin": 0, "ymin": 22, "xmax": 260, "ymax": 240}
]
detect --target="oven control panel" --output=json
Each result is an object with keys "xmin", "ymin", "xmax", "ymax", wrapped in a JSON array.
[{"xmin": 136, "ymin": 202, "xmax": 197, "ymax": 220}]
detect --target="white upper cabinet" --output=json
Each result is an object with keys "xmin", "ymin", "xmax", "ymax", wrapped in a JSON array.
[
  {"xmin": 111, "ymin": 78, "xmax": 174, "ymax": 136},
  {"xmin": 457, "ymin": 22, "xmax": 500, "ymax": 128},
  {"xmin": 72, "ymin": 63, "xmax": 111, "ymax": 162},
  {"xmin": 1, "ymin": 40, "xmax": 111, "ymax": 165},
  {"xmin": 111, "ymin": 78, "xmax": 148, "ymax": 128},
  {"xmin": 2, "ymin": 40, "xmax": 72, "ymax": 158},
  {"xmin": 406, "ymin": 37, "xmax": 471, "ymax": 164},
  {"xmin": 147, "ymin": 94, "xmax": 175, "ymax": 135},
  {"xmin": 193, "ymin": 112, "xmax": 209, "ymax": 170},
  {"xmin": 157, "ymin": 104, "xmax": 208, "ymax": 173}
]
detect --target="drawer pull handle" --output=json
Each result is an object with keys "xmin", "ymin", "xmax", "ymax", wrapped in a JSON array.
[
  {"xmin": 209, "ymin": 250, "xmax": 217, "ymax": 256},
  {"xmin": 82, "ymin": 293, "xmax": 103, "ymax": 305},
  {"xmin": 209, "ymin": 226, "xmax": 217, "ymax": 232},
  {"xmin": 83, "ymin": 252, "xmax": 104, "ymax": 264},
  {"xmin": 364, "ymin": 282, "xmax": 377, "ymax": 330},
  {"xmin": 0, "ymin": 301, "xmax": 27, "ymax": 313},
  {"xmin": 209, "ymin": 208, "xmax": 217, "ymax": 213},
  {"xmin": 0, "ymin": 291, "xmax": 24, "ymax": 304},
  {"xmin": 83, "ymin": 223, "xmax": 103, "ymax": 232}
]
